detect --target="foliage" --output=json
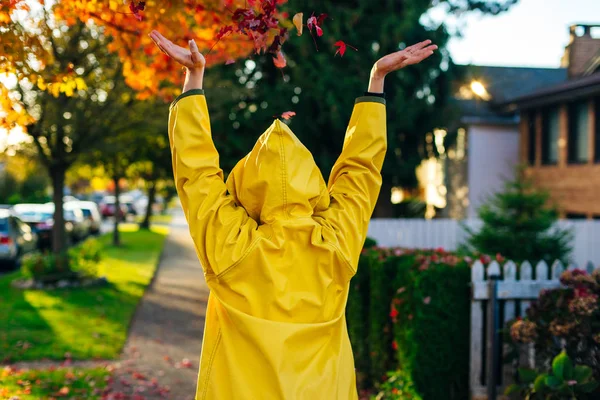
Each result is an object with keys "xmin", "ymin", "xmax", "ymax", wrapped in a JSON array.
[
  {"xmin": 0, "ymin": 366, "xmax": 110, "ymax": 400},
  {"xmin": 0, "ymin": 226, "xmax": 168, "ymax": 362},
  {"xmin": 505, "ymin": 351, "xmax": 599, "ymax": 400},
  {"xmin": 347, "ymin": 247, "xmax": 472, "ymax": 399},
  {"xmin": 68, "ymin": 238, "xmax": 103, "ymax": 278},
  {"xmin": 20, "ymin": 252, "xmax": 76, "ymax": 283},
  {"xmin": 0, "ymin": 157, "xmax": 50, "ymax": 204},
  {"xmin": 508, "ymin": 267, "xmax": 600, "ymax": 381},
  {"xmin": 466, "ymin": 168, "xmax": 573, "ymax": 264},
  {"xmin": 371, "ymin": 369, "xmax": 423, "ymax": 400}
]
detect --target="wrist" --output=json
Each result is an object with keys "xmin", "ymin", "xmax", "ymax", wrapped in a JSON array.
[
  {"xmin": 183, "ymin": 67, "xmax": 204, "ymax": 92},
  {"xmin": 368, "ymin": 70, "xmax": 385, "ymax": 93}
]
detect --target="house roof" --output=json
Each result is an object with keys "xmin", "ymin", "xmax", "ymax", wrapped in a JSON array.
[
  {"xmin": 454, "ymin": 65, "xmax": 568, "ymax": 124},
  {"xmin": 500, "ymin": 71, "xmax": 600, "ymax": 111}
]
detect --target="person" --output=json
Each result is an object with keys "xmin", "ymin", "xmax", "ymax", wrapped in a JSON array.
[{"xmin": 150, "ymin": 30, "xmax": 437, "ymax": 400}]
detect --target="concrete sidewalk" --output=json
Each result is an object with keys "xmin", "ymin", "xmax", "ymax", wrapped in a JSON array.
[{"xmin": 108, "ymin": 207, "xmax": 207, "ymax": 399}]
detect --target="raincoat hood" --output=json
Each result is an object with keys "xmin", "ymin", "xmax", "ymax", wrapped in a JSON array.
[{"xmin": 226, "ymin": 119, "xmax": 329, "ymax": 224}]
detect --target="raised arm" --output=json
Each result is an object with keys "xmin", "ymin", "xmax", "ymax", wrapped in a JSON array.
[
  {"xmin": 151, "ymin": 31, "xmax": 262, "ymax": 278},
  {"xmin": 321, "ymin": 40, "xmax": 438, "ymax": 268}
]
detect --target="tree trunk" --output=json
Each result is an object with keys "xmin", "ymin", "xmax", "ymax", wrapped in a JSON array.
[
  {"xmin": 50, "ymin": 166, "xmax": 68, "ymax": 256},
  {"xmin": 140, "ymin": 180, "xmax": 156, "ymax": 230},
  {"xmin": 112, "ymin": 175, "xmax": 121, "ymax": 246}
]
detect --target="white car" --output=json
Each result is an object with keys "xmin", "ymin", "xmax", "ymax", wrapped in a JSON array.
[{"xmin": 76, "ymin": 201, "xmax": 102, "ymax": 235}]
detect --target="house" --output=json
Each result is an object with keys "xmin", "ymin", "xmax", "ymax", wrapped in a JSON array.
[
  {"xmin": 502, "ymin": 24, "xmax": 600, "ymax": 218},
  {"xmin": 443, "ymin": 23, "xmax": 599, "ymax": 219}
]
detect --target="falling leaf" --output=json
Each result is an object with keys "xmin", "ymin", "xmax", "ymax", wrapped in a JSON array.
[
  {"xmin": 272, "ymin": 51, "xmax": 286, "ymax": 68},
  {"xmin": 225, "ymin": 58, "xmax": 235, "ymax": 65},
  {"xmin": 334, "ymin": 40, "xmax": 357, "ymax": 57},
  {"xmin": 180, "ymin": 358, "xmax": 193, "ymax": 368},
  {"xmin": 281, "ymin": 111, "xmax": 296, "ymax": 120},
  {"xmin": 334, "ymin": 41, "xmax": 346, "ymax": 57},
  {"xmin": 293, "ymin": 13, "xmax": 303, "ymax": 36},
  {"xmin": 306, "ymin": 15, "xmax": 323, "ymax": 37}
]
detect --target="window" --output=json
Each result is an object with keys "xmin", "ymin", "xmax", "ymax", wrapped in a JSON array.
[
  {"xmin": 541, "ymin": 106, "xmax": 560, "ymax": 165},
  {"xmin": 594, "ymin": 96, "xmax": 600, "ymax": 163},
  {"xmin": 568, "ymin": 100, "xmax": 589, "ymax": 164},
  {"xmin": 526, "ymin": 111, "xmax": 536, "ymax": 165}
]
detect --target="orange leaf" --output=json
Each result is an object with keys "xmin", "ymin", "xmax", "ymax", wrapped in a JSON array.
[
  {"xmin": 273, "ymin": 51, "xmax": 286, "ymax": 68},
  {"xmin": 281, "ymin": 111, "xmax": 296, "ymax": 120},
  {"xmin": 292, "ymin": 13, "xmax": 303, "ymax": 36}
]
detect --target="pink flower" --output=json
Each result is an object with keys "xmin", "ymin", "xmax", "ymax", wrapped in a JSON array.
[
  {"xmin": 496, "ymin": 253, "xmax": 505, "ymax": 263},
  {"xmin": 567, "ymin": 380, "xmax": 578, "ymax": 386},
  {"xmin": 423, "ymin": 296, "xmax": 431, "ymax": 305},
  {"xmin": 394, "ymin": 248, "xmax": 403, "ymax": 256}
]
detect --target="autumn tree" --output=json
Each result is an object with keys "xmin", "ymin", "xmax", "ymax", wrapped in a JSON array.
[
  {"xmin": 204, "ymin": 0, "xmax": 518, "ymax": 216},
  {"xmin": 1, "ymin": 11, "xmax": 144, "ymax": 255}
]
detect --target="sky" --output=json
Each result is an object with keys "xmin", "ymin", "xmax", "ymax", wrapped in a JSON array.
[{"xmin": 445, "ymin": 0, "xmax": 600, "ymax": 68}]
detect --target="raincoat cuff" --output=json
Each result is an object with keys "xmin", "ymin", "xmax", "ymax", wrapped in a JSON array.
[
  {"xmin": 355, "ymin": 96, "xmax": 386, "ymax": 106},
  {"xmin": 170, "ymin": 89, "xmax": 206, "ymax": 109}
]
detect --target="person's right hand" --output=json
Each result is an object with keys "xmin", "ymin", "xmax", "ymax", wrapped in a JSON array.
[{"xmin": 149, "ymin": 30, "xmax": 206, "ymax": 71}]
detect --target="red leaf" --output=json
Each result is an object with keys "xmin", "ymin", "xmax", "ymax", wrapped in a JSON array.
[
  {"xmin": 225, "ymin": 58, "xmax": 235, "ymax": 65},
  {"xmin": 272, "ymin": 51, "xmax": 286, "ymax": 68},
  {"xmin": 334, "ymin": 40, "xmax": 357, "ymax": 57},
  {"xmin": 281, "ymin": 111, "xmax": 296, "ymax": 120},
  {"xmin": 334, "ymin": 40, "xmax": 346, "ymax": 57},
  {"xmin": 317, "ymin": 13, "xmax": 328, "ymax": 26}
]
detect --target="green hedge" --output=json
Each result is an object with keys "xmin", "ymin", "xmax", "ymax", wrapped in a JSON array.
[{"xmin": 347, "ymin": 248, "xmax": 472, "ymax": 400}]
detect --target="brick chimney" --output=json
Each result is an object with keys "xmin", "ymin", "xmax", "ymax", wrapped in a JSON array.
[{"xmin": 561, "ymin": 24, "xmax": 600, "ymax": 78}]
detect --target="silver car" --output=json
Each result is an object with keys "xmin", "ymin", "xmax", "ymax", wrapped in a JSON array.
[{"xmin": 0, "ymin": 209, "xmax": 38, "ymax": 268}]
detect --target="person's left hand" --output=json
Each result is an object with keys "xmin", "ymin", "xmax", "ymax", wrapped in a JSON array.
[{"xmin": 371, "ymin": 40, "xmax": 438, "ymax": 79}]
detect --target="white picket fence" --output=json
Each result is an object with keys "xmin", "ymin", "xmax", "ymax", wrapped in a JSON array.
[
  {"xmin": 368, "ymin": 218, "xmax": 600, "ymax": 267},
  {"xmin": 469, "ymin": 259, "xmax": 597, "ymax": 399}
]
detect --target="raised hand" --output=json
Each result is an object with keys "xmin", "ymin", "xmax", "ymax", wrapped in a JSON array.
[
  {"xmin": 372, "ymin": 40, "xmax": 438, "ymax": 78},
  {"xmin": 149, "ymin": 30, "xmax": 206, "ymax": 71},
  {"xmin": 368, "ymin": 39, "xmax": 437, "ymax": 93},
  {"xmin": 149, "ymin": 30, "xmax": 205, "ymax": 91}
]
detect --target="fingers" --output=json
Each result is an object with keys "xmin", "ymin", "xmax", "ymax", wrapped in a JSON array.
[
  {"xmin": 404, "ymin": 39, "xmax": 431, "ymax": 53},
  {"xmin": 189, "ymin": 39, "xmax": 202, "ymax": 64},
  {"xmin": 149, "ymin": 30, "xmax": 171, "ymax": 56}
]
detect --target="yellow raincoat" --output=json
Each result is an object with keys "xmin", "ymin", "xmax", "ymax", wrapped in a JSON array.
[{"xmin": 168, "ymin": 89, "xmax": 387, "ymax": 400}]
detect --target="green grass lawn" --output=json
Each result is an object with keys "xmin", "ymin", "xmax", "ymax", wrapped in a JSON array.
[
  {"xmin": 133, "ymin": 213, "xmax": 173, "ymax": 225},
  {"xmin": 0, "ymin": 226, "xmax": 169, "ymax": 362},
  {"xmin": 0, "ymin": 367, "xmax": 110, "ymax": 400}
]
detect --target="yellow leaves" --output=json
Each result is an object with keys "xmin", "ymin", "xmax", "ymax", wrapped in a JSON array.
[{"xmin": 293, "ymin": 13, "xmax": 303, "ymax": 36}]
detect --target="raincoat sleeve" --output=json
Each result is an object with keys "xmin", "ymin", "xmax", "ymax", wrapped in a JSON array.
[
  {"xmin": 325, "ymin": 96, "xmax": 387, "ymax": 270},
  {"xmin": 168, "ymin": 90, "xmax": 262, "ymax": 278}
]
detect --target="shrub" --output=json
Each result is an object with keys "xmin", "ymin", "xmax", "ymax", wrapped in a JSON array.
[
  {"xmin": 505, "ymin": 350, "xmax": 599, "ymax": 399},
  {"xmin": 507, "ymin": 267, "xmax": 600, "ymax": 382},
  {"xmin": 465, "ymin": 167, "xmax": 572, "ymax": 264},
  {"xmin": 21, "ymin": 238, "xmax": 103, "ymax": 283},
  {"xmin": 21, "ymin": 252, "xmax": 75, "ymax": 283},
  {"xmin": 68, "ymin": 238, "xmax": 103, "ymax": 277},
  {"xmin": 347, "ymin": 248, "xmax": 472, "ymax": 400},
  {"xmin": 371, "ymin": 369, "xmax": 423, "ymax": 400}
]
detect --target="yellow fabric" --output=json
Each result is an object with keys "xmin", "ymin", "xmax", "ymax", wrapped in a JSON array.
[{"xmin": 168, "ymin": 94, "xmax": 386, "ymax": 400}]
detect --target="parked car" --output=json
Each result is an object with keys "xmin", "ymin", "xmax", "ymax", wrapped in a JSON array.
[
  {"xmin": 76, "ymin": 201, "xmax": 102, "ymax": 235},
  {"xmin": 0, "ymin": 209, "xmax": 38, "ymax": 268},
  {"xmin": 119, "ymin": 195, "xmax": 137, "ymax": 217},
  {"xmin": 12, "ymin": 203, "xmax": 55, "ymax": 250},
  {"xmin": 63, "ymin": 202, "xmax": 91, "ymax": 241},
  {"xmin": 99, "ymin": 196, "xmax": 128, "ymax": 220}
]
